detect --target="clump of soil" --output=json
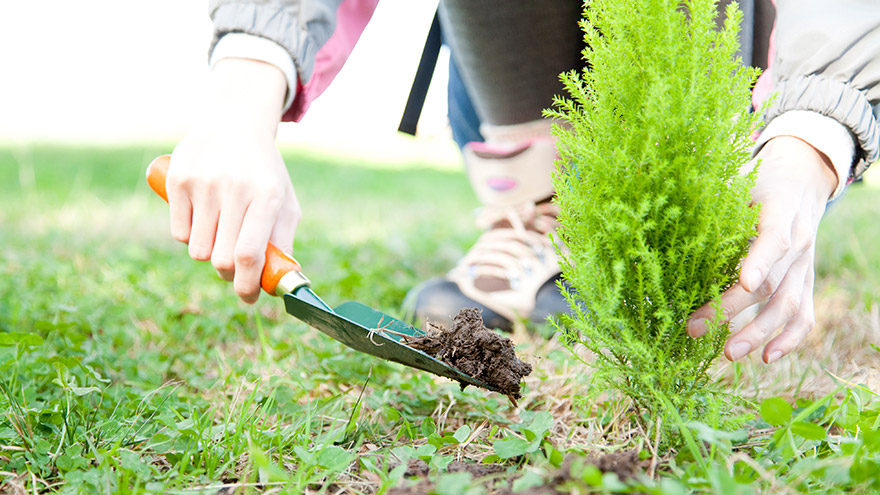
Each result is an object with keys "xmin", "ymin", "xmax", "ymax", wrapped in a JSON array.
[
  {"xmin": 405, "ymin": 307, "xmax": 532, "ymax": 404},
  {"xmin": 401, "ymin": 459, "xmax": 429, "ymax": 478},
  {"xmin": 587, "ymin": 449, "xmax": 642, "ymax": 481}
]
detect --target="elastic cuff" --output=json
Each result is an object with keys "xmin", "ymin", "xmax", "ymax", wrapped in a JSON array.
[
  {"xmin": 754, "ymin": 110, "xmax": 856, "ymax": 199},
  {"xmin": 210, "ymin": 33, "xmax": 297, "ymax": 112},
  {"xmin": 764, "ymin": 75, "xmax": 878, "ymax": 165}
]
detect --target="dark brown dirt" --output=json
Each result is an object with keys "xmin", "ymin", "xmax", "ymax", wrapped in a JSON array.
[
  {"xmin": 498, "ymin": 450, "xmax": 644, "ymax": 495},
  {"xmin": 405, "ymin": 307, "xmax": 532, "ymax": 404},
  {"xmin": 447, "ymin": 460, "xmax": 506, "ymax": 477},
  {"xmin": 392, "ymin": 458, "xmax": 506, "ymax": 479},
  {"xmin": 402, "ymin": 459, "xmax": 429, "ymax": 478},
  {"xmin": 386, "ymin": 480, "xmax": 432, "ymax": 495},
  {"xmin": 384, "ymin": 451, "xmax": 643, "ymax": 495},
  {"xmin": 385, "ymin": 460, "xmax": 507, "ymax": 495},
  {"xmin": 588, "ymin": 449, "xmax": 642, "ymax": 481}
]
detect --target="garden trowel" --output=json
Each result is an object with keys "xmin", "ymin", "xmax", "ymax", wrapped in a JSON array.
[{"xmin": 146, "ymin": 155, "xmax": 498, "ymax": 392}]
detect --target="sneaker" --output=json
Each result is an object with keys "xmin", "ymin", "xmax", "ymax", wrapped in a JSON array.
[{"xmin": 403, "ymin": 134, "xmax": 573, "ymax": 331}]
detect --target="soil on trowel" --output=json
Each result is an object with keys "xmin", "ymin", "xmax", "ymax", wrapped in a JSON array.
[{"xmin": 404, "ymin": 307, "xmax": 532, "ymax": 404}]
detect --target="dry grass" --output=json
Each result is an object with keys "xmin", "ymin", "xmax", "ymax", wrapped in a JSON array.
[{"xmin": 712, "ymin": 288, "xmax": 880, "ymax": 403}]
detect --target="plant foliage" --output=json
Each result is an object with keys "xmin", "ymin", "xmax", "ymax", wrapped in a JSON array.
[{"xmin": 547, "ymin": 0, "xmax": 761, "ymax": 424}]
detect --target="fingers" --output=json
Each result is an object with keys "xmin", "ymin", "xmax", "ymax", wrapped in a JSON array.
[
  {"xmin": 167, "ymin": 166, "xmax": 223, "ymax": 263},
  {"xmin": 212, "ymin": 199, "xmax": 247, "ymax": 282},
  {"xmin": 687, "ymin": 227, "xmax": 816, "ymax": 363},
  {"xmin": 689, "ymin": 257, "xmax": 817, "ymax": 364},
  {"xmin": 762, "ymin": 265, "xmax": 815, "ymax": 364},
  {"xmin": 214, "ymin": 185, "xmax": 300, "ymax": 295},
  {"xmin": 193, "ymin": 190, "xmax": 293, "ymax": 304},
  {"xmin": 739, "ymin": 200, "xmax": 796, "ymax": 293},
  {"xmin": 688, "ymin": 282, "xmax": 759, "ymax": 338},
  {"xmin": 164, "ymin": 144, "xmax": 299, "ymax": 304},
  {"xmin": 723, "ymin": 250, "xmax": 813, "ymax": 361},
  {"xmin": 232, "ymin": 185, "xmax": 288, "ymax": 303},
  {"xmin": 166, "ymin": 169, "xmax": 194, "ymax": 245},
  {"xmin": 188, "ymin": 192, "xmax": 220, "ymax": 262},
  {"xmin": 688, "ymin": 250, "xmax": 795, "ymax": 338}
]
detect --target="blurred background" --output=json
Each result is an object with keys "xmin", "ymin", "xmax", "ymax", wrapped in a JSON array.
[{"xmin": 0, "ymin": 0, "xmax": 459, "ymax": 164}]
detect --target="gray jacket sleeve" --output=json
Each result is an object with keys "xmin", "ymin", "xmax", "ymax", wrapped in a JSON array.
[
  {"xmin": 765, "ymin": 0, "xmax": 880, "ymax": 180},
  {"xmin": 209, "ymin": 0, "xmax": 342, "ymax": 85},
  {"xmin": 209, "ymin": 0, "xmax": 342, "ymax": 84},
  {"xmin": 208, "ymin": 0, "xmax": 378, "ymax": 121}
]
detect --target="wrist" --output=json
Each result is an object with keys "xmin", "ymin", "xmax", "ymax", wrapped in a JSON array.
[
  {"xmin": 210, "ymin": 33, "xmax": 297, "ymax": 112},
  {"xmin": 754, "ymin": 111, "xmax": 855, "ymax": 199},
  {"xmin": 763, "ymin": 136, "xmax": 838, "ymax": 200},
  {"xmin": 201, "ymin": 58, "xmax": 287, "ymax": 137}
]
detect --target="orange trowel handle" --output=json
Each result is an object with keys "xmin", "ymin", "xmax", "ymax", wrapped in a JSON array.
[{"xmin": 146, "ymin": 155, "xmax": 306, "ymax": 296}]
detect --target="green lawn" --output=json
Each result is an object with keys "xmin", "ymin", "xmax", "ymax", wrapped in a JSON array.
[{"xmin": 0, "ymin": 144, "xmax": 878, "ymax": 494}]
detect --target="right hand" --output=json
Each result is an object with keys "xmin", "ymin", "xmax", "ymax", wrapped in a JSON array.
[
  {"xmin": 687, "ymin": 136, "xmax": 838, "ymax": 363},
  {"xmin": 166, "ymin": 58, "xmax": 300, "ymax": 304}
]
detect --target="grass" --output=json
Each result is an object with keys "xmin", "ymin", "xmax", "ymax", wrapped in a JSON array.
[{"xmin": 0, "ymin": 143, "xmax": 878, "ymax": 494}]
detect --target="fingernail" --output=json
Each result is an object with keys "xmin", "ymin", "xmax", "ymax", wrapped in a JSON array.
[
  {"xmin": 729, "ymin": 341, "xmax": 752, "ymax": 360},
  {"xmin": 688, "ymin": 318, "xmax": 706, "ymax": 337},
  {"xmin": 767, "ymin": 351, "xmax": 783, "ymax": 363}
]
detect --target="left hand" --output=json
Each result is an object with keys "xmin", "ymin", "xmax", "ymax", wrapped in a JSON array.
[{"xmin": 687, "ymin": 136, "xmax": 839, "ymax": 363}]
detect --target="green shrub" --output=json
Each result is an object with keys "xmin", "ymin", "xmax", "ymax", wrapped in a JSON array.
[{"xmin": 547, "ymin": 0, "xmax": 760, "ymax": 428}]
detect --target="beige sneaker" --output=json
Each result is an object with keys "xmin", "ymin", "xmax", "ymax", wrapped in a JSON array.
[{"xmin": 404, "ymin": 122, "xmax": 573, "ymax": 330}]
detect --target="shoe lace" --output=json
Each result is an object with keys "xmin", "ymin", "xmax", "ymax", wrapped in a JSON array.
[{"xmin": 452, "ymin": 201, "xmax": 560, "ymax": 290}]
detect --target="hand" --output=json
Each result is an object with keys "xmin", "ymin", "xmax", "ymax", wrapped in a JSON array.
[
  {"xmin": 688, "ymin": 136, "xmax": 839, "ymax": 363},
  {"xmin": 166, "ymin": 58, "xmax": 300, "ymax": 304}
]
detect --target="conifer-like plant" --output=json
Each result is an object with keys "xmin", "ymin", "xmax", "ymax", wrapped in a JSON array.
[{"xmin": 547, "ymin": 0, "xmax": 760, "ymax": 426}]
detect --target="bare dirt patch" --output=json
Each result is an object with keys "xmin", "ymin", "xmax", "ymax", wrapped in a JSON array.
[
  {"xmin": 387, "ymin": 460, "xmax": 507, "ymax": 495},
  {"xmin": 499, "ymin": 450, "xmax": 643, "ymax": 495},
  {"xmin": 385, "ymin": 451, "xmax": 643, "ymax": 495}
]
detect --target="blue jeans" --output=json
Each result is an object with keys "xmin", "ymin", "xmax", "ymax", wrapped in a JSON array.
[{"xmin": 447, "ymin": 54, "xmax": 484, "ymax": 150}]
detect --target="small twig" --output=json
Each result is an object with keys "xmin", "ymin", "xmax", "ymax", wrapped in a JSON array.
[
  {"xmin": 51, "ymin": 410, "xmax": 67, "ymax": 460},
  {"xmin": 367, "ymin": 316, "xmax": 388, "ymax": 346},
  {"xmin": 30, "ymin": 469, "xmax": 39, "ymax": 495},
  {"xmin": 366, "ymin": 328, "xmax": 384, "ymax": 346},
  {"xmin": 367, "ymin": 316, "xmax": 426, "ymax": 345},
  {"xmin": 459, "ymin": 420, "xmax": 487, "ymax": 450},
  {"xmin": 598, "ymin": 401, "xmax": 630, "ymax": 439},
  {"xmin": 375, "ymin": 328, "xmax": 420, "ymax": 339},
  {"xmin": 648, "ymin": 416, "xmax": 662, "ymax": 478}
]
